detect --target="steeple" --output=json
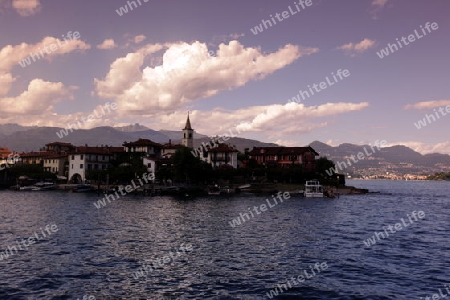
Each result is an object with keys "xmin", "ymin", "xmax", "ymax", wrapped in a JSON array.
[
  {"xmin": 182, "ymin": 113, "xmax": 194, "ymax": 148},
  {"xmin": 184, "ymin": 113, "xmax": 192, "ymax": 130}
]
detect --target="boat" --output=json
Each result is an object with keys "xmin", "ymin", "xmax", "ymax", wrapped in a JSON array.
[
  {"xmin": 207, "ymin": 185, "xmax": 221, "ymax": 195},
  {"xmin": 72, "ymin": 184, "xmax": 94, "ymax": 193},
  {"xmin": 31, "ymin": 182, "xmax": 57, "ymax": 191},
  {"xmin": 220, "ymin": 186, "xmax": 235, "ymax": 194},
  {"xmin": 304, "ymin": 180, "xmax": 324, "ymax": 198},
  {"xmin": 18, "ymin": 182, "xmax": 57, "ymax": 191}
]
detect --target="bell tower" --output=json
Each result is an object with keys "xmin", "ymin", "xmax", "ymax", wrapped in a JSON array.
[{"xmin": 182, "ymin": 113, "xmax": 194, "ymax": 148}]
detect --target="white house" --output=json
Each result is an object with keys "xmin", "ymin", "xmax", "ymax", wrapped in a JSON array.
[
  {"xmin": 200, "ymin": 143, "xmax": 239, "ymax": 169},
  {"xmin": 68, "ymin": 146, "xmax": 123, "ymax": 183}
]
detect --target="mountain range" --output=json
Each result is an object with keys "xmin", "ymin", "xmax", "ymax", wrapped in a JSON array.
[{"xmin": 0, "ymin": 124, "xmax": 448, "ymax": 175}]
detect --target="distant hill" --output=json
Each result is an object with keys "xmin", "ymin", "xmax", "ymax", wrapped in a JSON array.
[
  {"xmin": 115, "ymin": 123, "xmax": 150, "ymax": 132},
  {"xmin": 1, "ymin": 124, "xmax": 449, "ymax": 175},
  {"xmin": 309, "ymin": 141, "xmax": 450, "ymax": 176},
  {"xmin": 0, "ymin": 123, "xmax": 277, "ymax": 153}
]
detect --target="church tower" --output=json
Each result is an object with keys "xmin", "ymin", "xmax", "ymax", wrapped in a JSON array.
[{"xmin": 182, "ymin": 113, "xmax": 194, "ymax": 148}]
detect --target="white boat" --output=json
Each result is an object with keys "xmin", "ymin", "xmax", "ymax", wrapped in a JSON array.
[
  {"xmin": 31, "ymin": 182, "xmax": 57, "ymax": 191},
  {"xmin": 304, "ymin": 180, "xmax": 324, "ymax": 198}
]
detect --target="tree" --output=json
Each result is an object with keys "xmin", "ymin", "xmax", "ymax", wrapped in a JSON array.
[
  {"xmin": 315, "ymin": 157, "xmax": 336, "ymax": 177},
  {"xmin": 172, "ymin": 146, "xmax": 212, "ymax": 183}
]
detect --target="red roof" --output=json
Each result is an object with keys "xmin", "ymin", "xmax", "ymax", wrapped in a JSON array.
[
  {"xmin": 20, "ymin": 151, "xmax": 53, "ymax": 158},
  {"xmin": 45, "ymin": 142, "xmax": 75, "ymax": 147},
  {"xmin": 123, "ymin": 139, "xmax": 162, "ymax": 148},
  {"xmin": 69, "ymin": 146, "xmax": 124, "ymax": 155}
]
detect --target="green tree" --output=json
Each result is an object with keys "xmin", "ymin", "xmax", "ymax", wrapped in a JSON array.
[
  {"xmin": 315, "ymin": 157, "xmax": 336, "ymax": 177},
  {"xmin": 172, "ymin": 146, "xmax": 212, "ymax": 183}
]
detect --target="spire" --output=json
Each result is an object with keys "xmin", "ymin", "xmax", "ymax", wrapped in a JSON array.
[{"xmin": 184, "ymin": 112, "xmax": 192, "ymax": 130}]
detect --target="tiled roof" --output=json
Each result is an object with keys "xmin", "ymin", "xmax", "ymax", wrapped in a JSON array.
[
  {"xmin": 69, "ymin": 146, "xmax": 124, "ymax": 155},
  {"xmin": 123, "ymin": 139, "xmax": 162, "ymax": 147}
]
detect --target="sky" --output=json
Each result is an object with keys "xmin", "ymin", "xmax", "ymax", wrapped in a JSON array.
[{"xmin": 0, "ymin": 0, "xmax": 449, "ymax": 154}]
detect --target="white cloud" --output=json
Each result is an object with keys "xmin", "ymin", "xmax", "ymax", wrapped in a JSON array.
[
  {"xmin": 0, "ymin": 36, "xmax": 89, "ymax": 115},
  {"xmin": 0, "ymin": 79, "xmax": 76, "ymax": 115},
  {"xmin": 0, "ymin": 71, "xmax": 15, "ymax": 96},
  {"xmin": 12, "ymin": 0, "xmax": 41, "ymax": 16},
  {"xmin": 371, "ymin": 0, "xmax": 390, "ymax": 19},
  {"xmin": 134, "ymin": 35, "xmax": 146, "ymax": 44},
  {"xmin": 97, "ymin": 39, "xmax": 117, "ymax": 50},
  {"xmin": 338, "ymin": 38, "xmax": 376, "ymax": 56},
  {"xmin": 372, "ymin": 0, "xmax": 389, "ymax": 8},
  {"xmin": 119, "ymin": 101, "xmax": 369, "ymax": 144},
  {"xmin": 95, "ymin": 40, "xmax": 319, "ymax": 115},
  {"xmin": 388, "ymin": 141, "xmax": 450, "ymax": 155},
  {"xmin": 404, "ymin": 100, "xmax": 450, "ymax": 110},
  {"xmin": 0, "ymin": 35, "xmax": 91, "ymax": 72}
]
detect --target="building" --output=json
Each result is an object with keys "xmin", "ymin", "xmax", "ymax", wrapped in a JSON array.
[
  {"xmin": 19, "ymin": 151, "xmax": 53, "ymax": 165},
  {"xmin": 43, "ymin": 154, "xmax": 69, "ymax": 177},
  {"xmin": 200, "ymin": 143, "xmax": 239, "ymax": 169},
  {"xmin": 45, "ymin": 142, "xmax": 75, "ymax": 153},
  {"xmin": 123, "ymin": 139, "xmax": 162, "ymax": 157},
  {"xmin": 161, "ymin": 140, "xmax": 184, "ymax": 158},
  {"xmin": 182, "ymin": 113, "xmax": 194, "ymax": 148},
  {"xmin": 248, "ymin": 146, "xmax": 319, "ymax": 171},
  {"xmin": 67, "ymin": 146, "xmax": 124, "ymax": 183}
]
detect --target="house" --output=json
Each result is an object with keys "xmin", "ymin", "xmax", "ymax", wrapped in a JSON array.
[
  {"xmin": 43, "ymin": 154, "xmax": 69, "ymax": 177},
  {"xmin": 161, "ymin": 140, "xmax": 184, "ymax": 158},
  {"xmin": 200, "ymin": 143, "xmax": 239, "ymax": 169},
  {"xmin": 123, "ymin": 139, "xmax": 162, "ymax": 157},
  {"xmin": 143, "ymin": 156, "xmax": 173, "ymax": 174},
  {"xmin": 19, "ymin": 151, "xmax": 53, "ymax": 165},
  {"xmin": 67, "ymin": 146, "xmax": 124, "ymax": 183},
  {"xmin": 0, "ymin": 147, "xmax": 20, "ymax": 170},
  {"xmin": 45, "ymin": 142, "xmax": 75, "ymax": 153},
  {"xmin": 248, "ymin": 146, "xmax": 319, "ymax": 171}
]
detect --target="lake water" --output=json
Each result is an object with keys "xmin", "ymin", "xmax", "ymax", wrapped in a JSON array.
[{"xmin": 0, "ymin": 180, "xmax": 449, "ymax": 299}]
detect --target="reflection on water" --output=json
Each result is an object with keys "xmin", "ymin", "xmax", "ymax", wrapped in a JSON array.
[{"xmin": 0, "ymin": 180, "xmax": 449, "ymax": 299}]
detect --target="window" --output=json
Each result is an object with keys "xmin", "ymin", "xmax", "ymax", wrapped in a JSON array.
[
  {"xmin": 80, "ymin": 164, "xmax": 83, "ymax": 169},
  {"xmin": 80, "ymin": 155, "xmax": 84, "ymax": 160},
  {"xmin": 72, "ymin": 155, "xmax": 74, "ymax": 160},
  {"xmin": 147, "ymin": 163, "xmax": 152, "ymax": 168},
  {"xmin": 71, "ymin": 164, "xmax": 73, "ymax": 169}
]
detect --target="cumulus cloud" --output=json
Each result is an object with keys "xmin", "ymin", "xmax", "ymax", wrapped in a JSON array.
[
  {"xmin": 0, "ymin": 79, "xmax": 76, "ymax": 115},
  {"xmin": 97, "ymin": 39, "xmax": 117, "ymax": 50},
  {"xmin": 117, "ymin": 101, "xmax": 369, "ymax": 143},
  {"xmin": 388, "ymin": 141, "xmax": 450, "ymax": 155},
  {"xmin": 134, "ymin": 35, "xmax": 146, "ymax": 44},
  {"xmin": 0, "ymin": 36, "xmax": 89, "ymax": 115},
  {"xmin": 338, "ymin": 38, "xmax": 376, "ymax": 56},
  {"xmin": 95, "ymin": 40, "xmax": 319, "ymax": 115},
  {"xmin": 404, "ymin": 100, "xmax": 450, "ymax": 110},
  {"xmin": 372, "ymin": 0, "xmax": 389, "ymax": 8},
  {"xmin": 370, "ymin": 0, "xmax": 390, "ymax": 19},
  {"xmin": 0, "ymin": 35, "xmax": 91, "ymax": 72},
  {"xmin": 12, "ymin": 0, "xmax": 41, "ymax": 16}
]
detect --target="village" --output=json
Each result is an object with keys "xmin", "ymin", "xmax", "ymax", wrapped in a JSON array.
[{"xmin": 0, "ymin": 115, "xmax": 344, "ymax": 195}]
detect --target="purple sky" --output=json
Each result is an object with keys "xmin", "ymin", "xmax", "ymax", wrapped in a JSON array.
[{"xmin": 0, "ymin": 0, "xmax": 449, "ymax": 154}]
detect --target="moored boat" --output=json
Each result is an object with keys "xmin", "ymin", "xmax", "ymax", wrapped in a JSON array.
[
  {"xmin": 31, "ymin": 182, "xmax": 57, "ymax": 191},
  {"xmin": 304, "ymin": 180, "xmax": 324, "ymax": 198}
]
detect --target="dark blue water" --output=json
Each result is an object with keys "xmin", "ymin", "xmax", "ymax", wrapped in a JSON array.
[{"xmin": 0, "ymin": 180, "xmax": 449, "ymax": 299}]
